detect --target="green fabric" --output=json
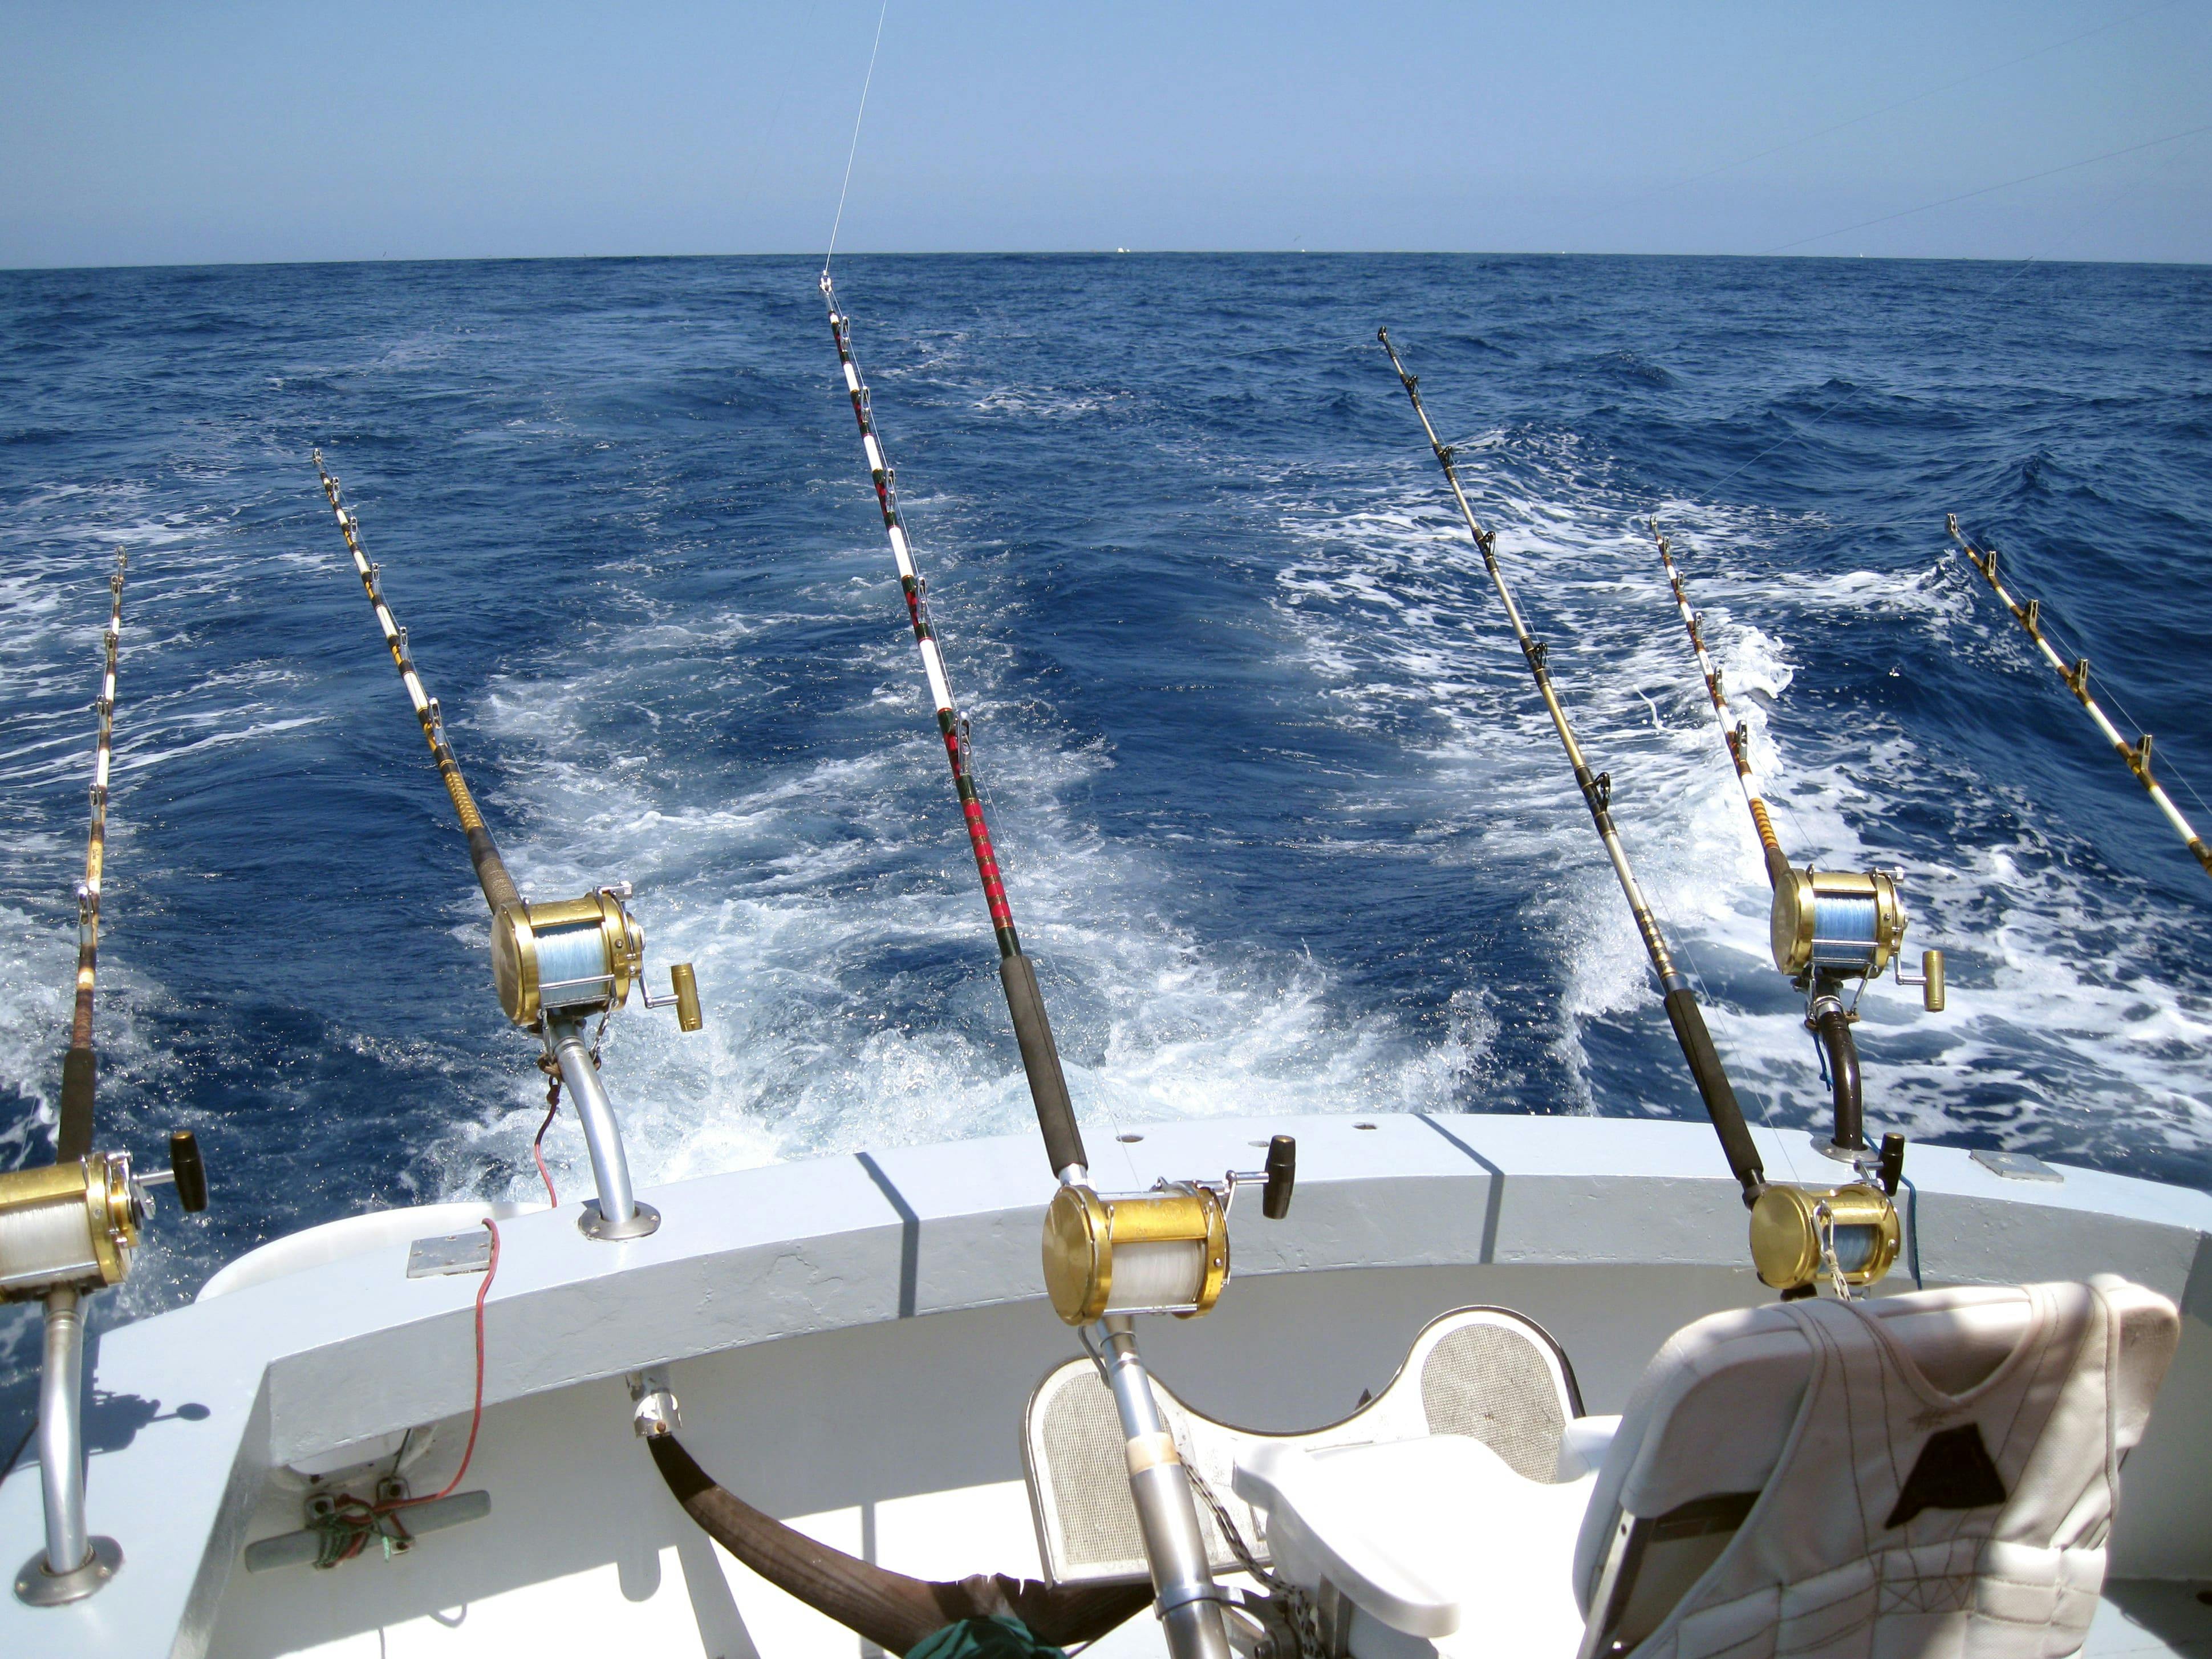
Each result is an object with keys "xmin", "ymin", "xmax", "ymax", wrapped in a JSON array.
[{"xmin": 905, "ymin": 1615, "xmax": 1066, "ymax": 1659}]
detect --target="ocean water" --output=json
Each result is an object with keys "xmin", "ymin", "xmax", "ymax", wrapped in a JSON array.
[{"xmin": 2, "ymin": 253, "xmax": 2210, "ymax": 1383}]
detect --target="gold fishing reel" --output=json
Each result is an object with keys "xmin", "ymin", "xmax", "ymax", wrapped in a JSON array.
[
  {"xmin": 1750, "ymin": 1181, "xmax": 1900, "ymax": 1293},
  {"xmin": 0, "ymin": 1134, "xmax": 209, "ymax": 1303},
  {"xmin": 1771, "ymin": 865, "xmax": 1944, "ymax": 1011},
  {"xmin": 490, "ymin": 883, "xmax": 701, "ymax": 1031},
  {"xmin": 1771, "ymin": 867, "xmax": 1903, "ymax": 979},
  {"xmin": 0, "ymin": 1155, "xmax": 139, "ymax": 1301},
  {"xmin": 1043, "ymin": 1183, "xmax": 1229, "ymax": 1326},
  {"xmin": 1040, "ymin": 1138, "xmax": 1295, "ymax": 1326}
]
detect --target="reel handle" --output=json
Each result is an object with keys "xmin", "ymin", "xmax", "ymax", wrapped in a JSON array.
[
  {"xmin": 1262, "ymin": 1135, "xmax": 1296, "ymax": 1220},
  {"xmin": 132, "ymin": 1130, "xmax": 210, "ymax": 1213},
  {"xmin": 170, "ymin": 1130, "xmax": 209, "ymax": 1212},
  {"xmin": 640, "ymin": 962, "xmax": 704, "ymax": 1032}
]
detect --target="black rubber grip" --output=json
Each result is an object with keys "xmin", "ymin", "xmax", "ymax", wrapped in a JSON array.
[
  {"xmin": 1877, "ymin": 1132, "xmax": 1906, "ymax": 1198},
  {"xmin": 56, "ymin": 1047, "xmax": 95, "ymax": 1163},
  {"xmin": 1263, "ymin": 1135, "xmax": 1296, "ymax": 1219},
  {"xmin": 1661, "ymin": 986, "xmax": 1765, "ymax": 1206},
  {"xmin": 999, "ymin": 952, "xmax": 1087, "ymax": 1177},
  {"xmin": 169, "ymin": 1129, "xmax": 209, "ymax": 1212}
]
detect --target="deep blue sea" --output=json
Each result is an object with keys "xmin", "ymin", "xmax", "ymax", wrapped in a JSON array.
[{"xmin": 3, "ymin": 254, "xmax": 2210, "ymax": 1388}]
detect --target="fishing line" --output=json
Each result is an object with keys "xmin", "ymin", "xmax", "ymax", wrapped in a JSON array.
[
  {"xmin": 1558, "ymin": 0, "xmax": 2186, "ymax": 242},
  {"xmin": 1762, "ymin": 120, "xmax": 2212, "ymax": 257},
  {"xmin": 1683, "ymin": 134, "xmax": 2195, "ymax": 509},
  {"xmin": 823, "ymin": 0, "xmax": 891, "ymax": 274}
]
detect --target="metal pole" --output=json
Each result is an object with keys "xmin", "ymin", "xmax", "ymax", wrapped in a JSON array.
[
  {"xmin": 36, "ymin": 1290, "xmax": 87, "ymax": 1577},
  {"xmin": 1947, "ymin": 514, "xmax": 2212, "ymax": 882},
  {"xmin": 819, "ymin": 274, "xmax": 1089, "ymax": 1186},
  {"xmin": 15, "ymin": 1287, "xmax": 120, "ymax": 1605},
  {"xmin": 548, "ymin": 1017, "xmax": 655, "ymax": 1239},
  {"xmin": 1379, "ymin": 329, "xmax": 1766, "ymax": 1206},
  {"xmin": 1097, "ymin": 1318, "xmax": 1232, "ymax": 1659}
]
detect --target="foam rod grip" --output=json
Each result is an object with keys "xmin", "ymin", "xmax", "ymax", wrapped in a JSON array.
[{"xmin": 999, "ymin": 952, "xmax": 1087, "ymax": 1177}]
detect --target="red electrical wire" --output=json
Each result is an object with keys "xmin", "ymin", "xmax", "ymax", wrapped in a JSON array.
[
  {"xmin": 532, "ymin": 1101, "xmax": 559, "ymax": 1208},
  {"xmin": 324, "ymin": 1217, "xmax": 500, "ymax": 1561}
]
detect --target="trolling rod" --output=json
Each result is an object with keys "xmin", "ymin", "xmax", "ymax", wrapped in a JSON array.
[
  {"xmin": 2, "ymin": 552, "xmax": 208, "ymax": 1607},
  {"xmin": 55, "ymin": 556, "xmax": 127, "ymax": 1165},
  {"xmin": 1378, "ymin": 330, "xmax": 1765, "ymax": 1208},
  {"xmin": 816, "ymin": 277, "xmax": 1087, "ymax": 1185},
  {"xmin": 1647, "ymin": 522, "xmax": 1791, "ymax": 891},
  {"xmin": 313, "ymin": 456, "xmax": 522, "ymax": 919},
  {"xmin": 311, "ymin": 454, "xmax": 699, "ymax": 1242},
  {"xmin": 818, "ymin": 274, "xmax": 1296, "ymax": 1659},
  {"xmin": 1948, "ymin": 514, "xmax": 2212, "ymax": 882},
  {"xmin": 1646, "ymin": 520, "xmax": 1945, "ymax": 1162}
]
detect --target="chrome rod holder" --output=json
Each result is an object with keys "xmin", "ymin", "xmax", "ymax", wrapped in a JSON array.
[
  {"xmin": 14, "ymin": 1288, "xmax": 122, "ymax": 1606},
  {"xmin": 1096, "ymin": 1315, "xmax": 1231, "ymax": 1659},
  {"xmin": 546, "ymin": 1017, "xmax": 657, "ymax": 1241}
]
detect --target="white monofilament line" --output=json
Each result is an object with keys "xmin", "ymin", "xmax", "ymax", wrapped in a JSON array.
[{"xmin": 823, "ymin": 0, "xmax": 890, "ymax": 275}]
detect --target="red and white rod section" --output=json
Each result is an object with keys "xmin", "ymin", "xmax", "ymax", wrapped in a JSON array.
[
  {"xmin": 819, "ymin": 273, "xmax": 1087, "ymax": 1181},
  {"xmin": 1647, "ymin": 520, "xmax": 1791, "ymax": 889}
]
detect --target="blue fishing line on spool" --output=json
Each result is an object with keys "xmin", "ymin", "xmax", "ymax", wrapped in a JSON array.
[
  {"xmin": 1811, "ymin": 894, "xmax": 1880, "ymax": 969},
  {"xmin": 1827, "ymin": 1224, "xmax": 1880, "ymax": 1274}
]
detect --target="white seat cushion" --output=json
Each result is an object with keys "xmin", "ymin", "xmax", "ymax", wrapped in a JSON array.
[{"xmin": 1235, "ymin": 1434, "xmax": 1595, "ymax": 1656}]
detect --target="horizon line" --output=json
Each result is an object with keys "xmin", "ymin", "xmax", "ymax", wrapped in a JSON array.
[{"xmin": 5, "ymin": 248, "xmax": 2210, "ymax": 277}]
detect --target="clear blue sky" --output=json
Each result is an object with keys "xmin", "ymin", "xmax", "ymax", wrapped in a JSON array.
[{"xmin": 4, "ymin": 1, "xmax": 2207, "ymax": 268}]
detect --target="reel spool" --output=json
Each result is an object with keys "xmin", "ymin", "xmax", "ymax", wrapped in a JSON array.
[
  {"xmin": 1771, "ymin": 867, "xmax": 1903, "ymax": 980},
  {"xmin": 1042, "ymin": 1183, "xmax": 1229, "ymax": 1326},
  {"xmin": 490, "ymin": 886, "xmax": 702, "ymax": 1031},
  {"xmin": 1750, "ymin": 1181, "xmax": 1900, "ymax": 1293}
]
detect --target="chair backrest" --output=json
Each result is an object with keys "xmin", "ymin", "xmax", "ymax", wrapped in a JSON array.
[
  {"xmin": 1571, "ymin": 1277, "xmax": 2179, "ymax": 1659},
  {"xmin": 1024, "ymin": 1305, "xmax": 1581, "ymax": 1585}
]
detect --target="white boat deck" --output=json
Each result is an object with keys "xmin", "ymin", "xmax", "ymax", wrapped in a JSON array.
[{"xmin": 5, "ymin": 1112, "xmax": 2208, "ymax": 1657}]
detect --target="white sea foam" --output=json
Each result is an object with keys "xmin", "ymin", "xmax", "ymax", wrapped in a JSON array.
[
  {"xmin": 1263, "ymin": 446, "xmax": 2212, "ymax": 1165},
  {"xmin": 421, "ymin": 561, "xmax": 1495, "ymax": 1205}
]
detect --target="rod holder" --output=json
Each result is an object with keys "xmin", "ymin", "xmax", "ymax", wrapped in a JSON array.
[
  {"xmin": 548, "ymin": 1017, "xmax": 657, "ymax": 1241},
  {"xmin": 1096, "ymin": 1317, "xmax": 1232, "ymax": 1659},
  {"xmin": 14, "ymin": 1289, "xmax": 121, "ymax": 1607}
]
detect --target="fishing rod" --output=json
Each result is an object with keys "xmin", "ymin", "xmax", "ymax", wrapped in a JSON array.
[
  {"xmin": 1647, "ymin": 521, "xmax": 1791, "ymax": 892},
  {"xmin": 1382, "ymin": 334, "xmax": 1919, "ymax": 1301},
  {"xmin": 1947, "ymin": 513, "xmax": 2212, "ymax": 882},
  {"xmin": 1379, "ymin": 331, "xmax": 1767, "ymax": 1209},
  {"xmin": 814, "ymin": 281, "xmax": 1085, "ymax": 1184},
  {"xmin": 2, "ymin": 551, "xmax": 208, "ymax": 1608},
  {"xmin": 311, "ymin": 454, "xmax": 700, "ymax": 1242},
  {"xmin": 819, "ymin": 274, "xmax": 1292, "ymax": 1659},
  {"xmin": 1645, "ymin": 520, "xmax": 1945, "ymax": 1162}
]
